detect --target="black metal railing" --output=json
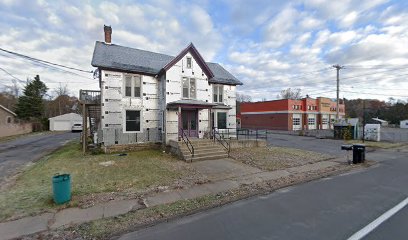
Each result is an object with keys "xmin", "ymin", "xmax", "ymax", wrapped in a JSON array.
[
  {"xmin": 213, "ymin": 128, "xmax": 231, "ymax": 157},
  {"xmin": 180, "ymin": 128, "xmax": 194, "ymax": 162},
  {"xmin": 79, "ymin": 90, "xmax": 101, "ymax": 104},
  {"xmin": 213, "ymin": 128, "xmax": 267, "ymax": 140},
  {"xmin": 237, "ymin": 128, "xmax": 267, "ymax": 140}
]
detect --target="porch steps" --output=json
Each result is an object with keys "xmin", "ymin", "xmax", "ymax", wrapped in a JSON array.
[{"xmin": 178, "ymin": 139, "xmax": 228, "ymax": 162}]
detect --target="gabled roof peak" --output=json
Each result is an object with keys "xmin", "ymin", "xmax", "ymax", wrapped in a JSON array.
[{"xmin": 162, "ymin": 42, "xmax": 214, "ymax": 78}]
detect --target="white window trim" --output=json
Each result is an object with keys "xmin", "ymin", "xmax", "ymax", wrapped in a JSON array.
[
  {"xmin": 213, "ymin": 84, "xmax": 224, "ymax": 103},
  {"xmin": 186, "ymin": 56, "xmax": 192, "ymax": 69},
  {"xmin": 214, "ymin": 110, "xmax": 228, "ymax": 129},
  {"xmin": 123, "ymin": 109, "xmax": 143, "ymax": 133},
  {"xmin": 181, "ymin": 77, "xmax": 196, "ymax": 99},
  {"xmin": 123, "ymin": 74, "xmax": 142, "ymax": 98}
]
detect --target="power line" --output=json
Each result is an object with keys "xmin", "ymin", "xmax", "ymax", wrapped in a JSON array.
[
  {"xmin": 341, "ymin": 90, "xmax": 408, "ymax": 98},
  {"xmin": 342, "ymin": 86, "xmax": 408, "ymax": 91},
  {"xmin": 0, "ymin": 47, "xmax": 92, "ymax": 73},
  {"xmin": 0, "ymin": 53, "xmax": 95, "ymax": 80},
  {"xmin": 0, "ymin": 67, "xmax": 25, "ymax": 82},
  {"xmin": 344, "ymin": 64, "xmax": 408, "ymax": 69},
  {"xmin": 341, "ymin": 66, "xmax": 408, "ymax": 80}
]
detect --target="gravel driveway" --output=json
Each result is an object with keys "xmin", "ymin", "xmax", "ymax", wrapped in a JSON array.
[{"xmin": 0, "ymin": 132, "xmax": 79, "ymax": 184}]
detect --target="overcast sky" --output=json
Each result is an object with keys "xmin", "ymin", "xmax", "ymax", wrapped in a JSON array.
[{"xmin": 1, "ymin": 0, "xmax": 408, "ymax": 101}]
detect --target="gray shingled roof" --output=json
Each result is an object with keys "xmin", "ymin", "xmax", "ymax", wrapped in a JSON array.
[{"xmin": 91, "ymin": 41, "xmax": 243, "ymax": 85}]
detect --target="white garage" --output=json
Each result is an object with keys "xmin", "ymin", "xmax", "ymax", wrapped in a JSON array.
[{"xmin": 49, "ymin": 113, "xmax": 82, "ymax": 131}]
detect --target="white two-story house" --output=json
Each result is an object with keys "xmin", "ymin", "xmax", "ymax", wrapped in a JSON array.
[{"xmin": 90, "ymin": 26, "xmax": 242, "ymax": 150}]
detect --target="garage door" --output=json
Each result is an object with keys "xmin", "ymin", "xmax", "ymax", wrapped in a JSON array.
[
  {"xmin": 53, "ymin": 120, "xmax": 71, "ymax": 131},
  {"xmin": 308, "ymin": 114, "xmax": 316, "ymax": 130},
  {"xmin": 293, "ymin": 114, "xmax": 302, "ymax": 130},
  {"xmin": 321, "ymin": 114, "xmax": 329, "ymax": 129}
]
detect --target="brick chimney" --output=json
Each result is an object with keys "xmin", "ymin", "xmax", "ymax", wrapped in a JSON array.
[{"xmin": 104, "ymin": 25, "xmax": 112, "ymax": 44}]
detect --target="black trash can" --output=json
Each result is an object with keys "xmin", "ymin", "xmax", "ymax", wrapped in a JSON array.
[{"xmin": 352, "ymin": 144, "xmax": 366, "ymax": 164}]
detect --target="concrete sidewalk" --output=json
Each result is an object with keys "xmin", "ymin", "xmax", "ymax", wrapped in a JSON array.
[{"xmin": 0, "ymin": 159, "xmax": 343, "ymax": 240}]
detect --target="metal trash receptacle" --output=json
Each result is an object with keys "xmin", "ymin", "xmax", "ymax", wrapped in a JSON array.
[
  {"xmin": 52, "ymin": 174, "xmax": 71, "ymax": 204},
  {"xmin": 341, "ymin": 145, "xmax": 353, "ymax": 164},
  {"xmin": 352, "ymin": 144, "xmax": 366, "ymax": 164}
]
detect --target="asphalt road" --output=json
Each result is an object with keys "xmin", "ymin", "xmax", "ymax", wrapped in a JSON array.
[
  {"xmin": 0, "ymin": 132, "xmax": 79, "ymax": 183},
  {"xmin": 267, "ymin": 133, "xmax": 346, "ymax": 156},
  {"xmin": 119, "ymin": 148, "xmax": 408, "ymax": 240},
  {"xmin": 364, "ymin": 204, "xmax": 408, "ymax": 240}
]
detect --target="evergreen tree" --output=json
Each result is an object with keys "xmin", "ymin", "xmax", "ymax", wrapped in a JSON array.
[{"xmin": 15, "ymin": 75, "xmax": 48, "ymax": 120}]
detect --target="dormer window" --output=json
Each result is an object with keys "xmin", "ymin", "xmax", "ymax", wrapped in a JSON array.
[{"xmin": 186, "ymin": 57, "xmax": 192, "ymax": 69}]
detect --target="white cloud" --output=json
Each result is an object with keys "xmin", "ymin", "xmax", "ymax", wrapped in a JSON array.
[
  {"xmin": 340, "ymin": 11, "xmax": 359, "ymax": 28},
  {"xmin": 264, "ymin": 6, "xmax": 298, "ymax": 47}
]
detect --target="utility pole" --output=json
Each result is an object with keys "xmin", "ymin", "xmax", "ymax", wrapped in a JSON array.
[
  {"xmin": 333, "ymin": 65, "xmax": 344, "ymax": 121},
  {"xmin": 362, "ymin": 100, "xmax": 366, "ymax": 143}
]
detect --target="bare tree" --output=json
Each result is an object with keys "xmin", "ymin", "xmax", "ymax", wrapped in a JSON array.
[
  {"xmin": 53, "ymin": 83, "xmax": 69, "ymax": 97},
  {"xmin": 236, "ymin": 93, "xmax": 252, "ymax": 102},
  {"xmin": 276, "ymin": 88, "xmax": 302, "ymax": 100}
]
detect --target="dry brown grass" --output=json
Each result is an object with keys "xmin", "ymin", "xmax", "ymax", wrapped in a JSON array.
[{"xmin": 231, "ymin": 146, "xmax": 333, "ymax": 171}]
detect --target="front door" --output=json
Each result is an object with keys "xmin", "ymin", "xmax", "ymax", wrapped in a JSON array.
[{"xmin": 181, "ymin": 110, "xmax": 198, "ymax": 137}]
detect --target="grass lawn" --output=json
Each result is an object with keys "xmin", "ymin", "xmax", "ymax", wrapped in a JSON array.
[
  {"xmin": 0, "ymin": 142, "xmax": 199, "ymax": 222},
  {"xmin": 231, "ymin": 146, "xmax": 333, "ymax": 171}
]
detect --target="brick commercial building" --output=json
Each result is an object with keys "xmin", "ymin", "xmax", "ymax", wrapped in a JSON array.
[{"xmin": 238, "ymin": 97, "xmax": 345, "ymax": 131}]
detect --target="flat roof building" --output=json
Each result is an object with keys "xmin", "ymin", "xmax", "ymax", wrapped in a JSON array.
[{"xmin": 238, "ymin": 97, "xmax": 345, "ymax": 131}]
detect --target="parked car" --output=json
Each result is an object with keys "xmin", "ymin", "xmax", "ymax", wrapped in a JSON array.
[{"xmin": 71, "ymin": 123, "xmax": 83, "ymax": 132}]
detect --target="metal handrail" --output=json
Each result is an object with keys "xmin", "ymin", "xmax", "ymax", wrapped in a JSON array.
[
  {"xmin": 180, "ymin": 128, "xmax": 194, "ymax": 162},
  {"xmin": 213, "ymin": 128, "xmax": 231, "ymax": 157}
]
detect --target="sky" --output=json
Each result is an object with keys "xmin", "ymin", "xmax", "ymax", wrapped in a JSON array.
[{"xmin": 1, "ymin": 0, "xmax": 408, "ymax": 102}]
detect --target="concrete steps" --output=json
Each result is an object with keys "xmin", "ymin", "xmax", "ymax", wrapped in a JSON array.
[{"xmin": 178, "ymin": 139, "xmax": 229, "ymax": 162}]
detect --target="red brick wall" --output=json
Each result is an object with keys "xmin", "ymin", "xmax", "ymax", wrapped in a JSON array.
[
  {"xmin": 241, "ymin": 113, "xmax": 290, "ymax": 130},
  {"xmin": 240, "ymin": 100, "xmax": 289, "ymax": 112}
]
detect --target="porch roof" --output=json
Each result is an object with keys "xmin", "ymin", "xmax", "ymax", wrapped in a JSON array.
[
  {"xmin": 212, "ymin": 104, "xmax": 232, "ymax": 109},
  {"xmin": 167, "ymin": 100, "xmax": 216, "ymax": 109}
]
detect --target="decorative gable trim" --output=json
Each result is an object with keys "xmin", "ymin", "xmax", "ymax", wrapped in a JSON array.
[{"xmin": 160, "ymin": 43, "xmax": 214, "ymax": 78}]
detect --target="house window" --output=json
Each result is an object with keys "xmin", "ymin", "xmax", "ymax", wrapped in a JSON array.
[
  {"xmin": 217, "ymin": 112, "xmax": 227, "ymax": 129},
  {"xmin": 182, "ymin": 77, "xmax": 196, "ymax": 99},
  {"xmin": 125, "ymin": 110, "xmax": 140, "ymax": 132},
  {"xmin": 293, "ymin": 118, "xmax": 301, "ymax": 126},
  {"xmin": 213, "ymin": 85, "xmax": 224, "ymax": 103},
  {"xmin": 6, "ymin": 116, "xmax": 12, "ymax": 124},
  {"xmin": 322, "ymin": 118, "xmax": 328, "ymax": 124},
  {"xmin": 124, "ymin": 75, "xmax": 141, "ymax": 98},
  {"xmin": 186, "ymin": 57, "xmax": 192, "ymax": 69},
  {"xmin": 308, "ymin": 117, "xmax": 315, "ymax": 125}
]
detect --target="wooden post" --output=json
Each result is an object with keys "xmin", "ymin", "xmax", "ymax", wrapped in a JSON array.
[
  {"xmin": 82, "ymin": 103, "xmax": 88, "ymax": 153},
  {"xmin": 178, "ymin": 106, "xmax": 181, "ymax": 141}
]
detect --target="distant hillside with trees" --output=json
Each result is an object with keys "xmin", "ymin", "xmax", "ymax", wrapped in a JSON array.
[{"xmin": 344, "ymin": 98, "xmax": 408, "ymax": 125}]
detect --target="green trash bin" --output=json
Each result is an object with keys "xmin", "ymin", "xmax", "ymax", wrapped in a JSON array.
[{"xmin": 52, "ymin": 174, "xmax": 71, "ymax": 204}]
